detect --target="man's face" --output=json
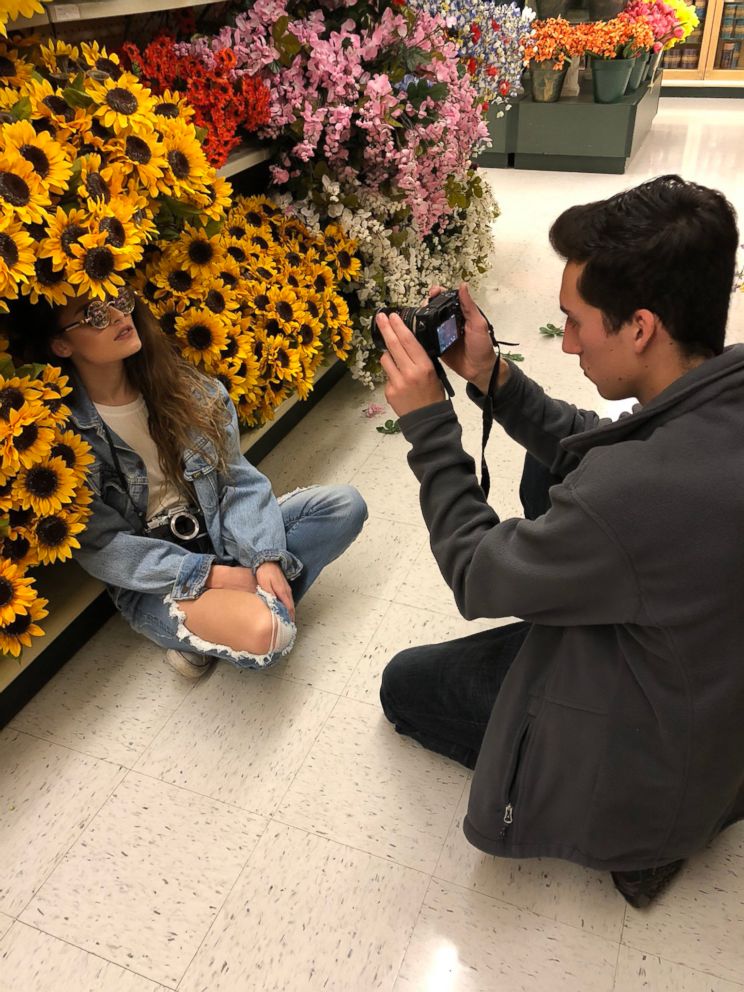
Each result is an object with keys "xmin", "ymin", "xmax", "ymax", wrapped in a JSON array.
[{"xmin": 559, "ymin": 261, "xmax": 637, "ymax": 401}]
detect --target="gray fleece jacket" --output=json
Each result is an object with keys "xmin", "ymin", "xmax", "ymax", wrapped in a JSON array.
[{"xmin": 398, "ymin": 345, "xmax": 744, "ymax": 871}]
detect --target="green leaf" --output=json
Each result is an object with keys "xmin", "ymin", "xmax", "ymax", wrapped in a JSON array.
[
  {"xmin": 539, "ymin": 322, "xmax": 564, "ymax": 338},
  {"xmin": 203, "ymin": 218, "xmax": 223, "ymax": 239},
  {"xmin": 0, "ymin": 517, "xmax": 9, "ymax": 537},
  {"xmin": 10, "ymin": 96, "xmax": 32, "ymax": 121},
  {"xmin": 194, "ymin": 126, "xmax": 208, "ymax": 144},
  {"xmin": 63, "ymin": 86, "xmax": 93, "ymax": 109},
  {"xmin": 0, "ymin": 356, "xmax": 16, "ymax": 378},
  {"xmin": 502, "ymin": 352, "xmax": 525, "ymax": 362},
  {"xmin": 376, "ymin": 418, "xmax": 402, "ymax": 435},
  {"xmin": 14, "ymin": 362, "xmax": 47, "ymax": 379}
]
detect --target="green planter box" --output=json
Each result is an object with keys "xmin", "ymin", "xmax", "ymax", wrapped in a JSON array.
[{"xmin": 475, "ymin": 101, "xmax": 520, "ymax": 168}]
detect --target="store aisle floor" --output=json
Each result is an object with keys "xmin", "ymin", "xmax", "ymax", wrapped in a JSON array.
[{"xmin": 1, "ymin": 99, "xmax": 743, "ymax": 991}]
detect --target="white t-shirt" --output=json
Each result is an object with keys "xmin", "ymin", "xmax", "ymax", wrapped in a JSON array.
[{"xmin": 94, "ymin": 395, "xmax": 181, "ymax": 522}]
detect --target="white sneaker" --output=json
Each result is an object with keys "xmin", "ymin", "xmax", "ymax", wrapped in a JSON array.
[{"xmin": 164, "ymin": 649, "xmax": 214, "ymax": 680}]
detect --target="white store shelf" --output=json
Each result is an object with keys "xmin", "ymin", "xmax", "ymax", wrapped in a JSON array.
[
  {"xmin": 218, "ymin": 144, "xmax": 272, "ymax": 179},
  {"xmin": 10, "ymin": 0, "xmax": 209, "ymax": 29}
]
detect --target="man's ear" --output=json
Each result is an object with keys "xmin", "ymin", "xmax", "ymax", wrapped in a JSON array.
[
  {"xmin": 630, "ymin": 309, "xmax": 659, "ymax": 354},
  {"xmin": 49, "ymin": 335, "xmax": 72, "ymax": 359}
]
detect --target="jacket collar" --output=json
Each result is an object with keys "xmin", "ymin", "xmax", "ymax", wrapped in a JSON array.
[{"xmin": 562, "ymin": 343, "xmax": 744, "ymax": 456}]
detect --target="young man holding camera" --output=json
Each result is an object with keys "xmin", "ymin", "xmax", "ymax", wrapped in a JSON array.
[{"xmin": 375, "ymin": 174, "xmax": 744, "ymax": 908}]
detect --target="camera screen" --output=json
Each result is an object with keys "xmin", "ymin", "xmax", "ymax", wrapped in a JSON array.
[{"xmin": 437, "ymin": 315, "xmax": 460, "ymax": 353}]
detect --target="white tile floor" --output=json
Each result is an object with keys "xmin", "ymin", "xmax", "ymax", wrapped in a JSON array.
[{"xmin": 2, "ymin": 98, "xmax": 744, "ymax": 991}]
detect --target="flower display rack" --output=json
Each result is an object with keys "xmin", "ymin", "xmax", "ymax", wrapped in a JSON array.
[
  {"xmin": 11, "ymin": 0, "xmax": 208, "ymax": 29},
  {"xmin": 477, "ymin": 71, "xmax": 662, "ymax": 174},
  {"xmin": 0, "ymin": 358, "xmax": 346, "ymax": 730}
]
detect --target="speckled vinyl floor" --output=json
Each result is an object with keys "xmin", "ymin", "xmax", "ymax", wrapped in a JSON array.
[{"xmin": 1, "ymin": 98, "xmax": 743, "ymax": 991}]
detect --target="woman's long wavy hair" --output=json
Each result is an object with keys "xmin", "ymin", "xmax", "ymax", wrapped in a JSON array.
[{"xmin": 3, "ymin": 296, "xmax": 230, "ymax": 494}]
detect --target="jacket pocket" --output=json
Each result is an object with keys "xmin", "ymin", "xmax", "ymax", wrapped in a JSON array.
[{"xmin": 499, "ymin": 716, "xmax": 533, "ymax": 840}]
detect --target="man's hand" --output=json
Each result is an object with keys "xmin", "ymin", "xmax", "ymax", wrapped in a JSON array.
[
  {"xmin": 255, "ymin": 561, "xmax": 295, "ymax": 621},
  {"xmin": 431, "ymin": 283, "xmax": 509, "ymax": 395},
  {"xmin": 377, "ymin": 312, "xmax": 446, "ymax": 417}
]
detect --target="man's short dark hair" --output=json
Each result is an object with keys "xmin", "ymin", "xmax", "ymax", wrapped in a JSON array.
[{"xmin": 549, "ymin": 175, "xmax": 739, "ymax": 357}]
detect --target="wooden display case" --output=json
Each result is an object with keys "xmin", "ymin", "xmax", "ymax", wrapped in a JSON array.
[{"xmin": 662, "ymin": 0, "xmax": 744, "ymax": 83}]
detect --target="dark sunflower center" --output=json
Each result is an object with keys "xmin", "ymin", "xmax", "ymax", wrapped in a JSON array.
[
  {"xmin": 228, "ymin": 225, "xmax": 247, "ymax": 239},
  {"xmin": 314, "ymin": 274, "xmax": 329, "ymax": 293},
  {"xmin": 61, "ymin": 223, "xmax": 85, "ymax": 256},
  {"xmin": 329, "ymin": 300, "xmax": 339, "ymax": 319},
  {"xmin": 0, "ymin": 56, "xmax": 15, "ymax": 77},
  {"xmin": 188, "ymin": 239, "xmax": 214, "ymax": 265},
  {"xmin": 47, "ymin": 397, "xmax": 64, "ymax": 414},
  {"xmin": 2, "ymin": 611, "xmax": 32, "ymax": 636},
  {"xmin": 85, "ymin": 172, "xmax": 110, "ymax": 203},
  {"xmin": 338, "ymin": 250, "xmax": 351, "ymax": 268},
  {"xmin": 277, "ymin": 350, "xmax": 289, "ymax": 368},
  {"xmin": 256, "ymin": 266, "xmax": 273, "ymax": 280},
  {"xmin": 37, "ymin": 515, "xmax": 69, "ymax": 546},
  {"xmin": 227, "ymin": 246, "xmax": 246, "ymax": 264},
  {"xmin": 252, "ymin": 236, "xmax": 269, "ymax": 251},
  {"xmin": 254, "ymin": 293, "xmax": 269, "ymax": 310},
  {"xmin": 100, "ymin": 216, "xmax": 126, "ymax": 248},
  {"xmin": 83, "ymin": 246, "xmax": 115, "ymax": 280},
  {"xmin": 96, "ymin": 57, "xmax": 121, "ymax": 79},
  {"xmin": 287, "ymin": 273, "xmax": 300, "ymax": 288},
  {"xmin": 186, "ymin": 324, "xmax": 213, "ymax": 350},
  {"xmin": 0, "ymin": 386, "xmax": 25, "ymax": 419},
  {"xmin": 270, "ymin": 380, "xmax": 285, "ymax": 394},
  {"xmin": 0, "ymin": 232, "xmax": 19, "ymax": 269},
  {"xmin": 286, "ymin": 252, "xmax": 302, "ymax": 267},
  {"xmin": 27, "ymin": 222, "xmax": 47, "ymax": 241},
  {"xmin": 160, "ymin": 311, "xmax": 177, "ymax": 335},
  {"xmin": 125, "ymin": 135, "xmax": 151, "ymax": 165},
  {"xmin": 299, "ymin": 324, "xmax": 315, "ymax": 345},
  {"xmin": 205, "ymin": 289, "xmax": 226, "ymax": 314},
  {"xmin": 26, "ymin": 466, "xmax": 58, "ymax": 497},
  {"xmin": 307, "ymin": 300, "xmax": 320, "ymax": 319},
  {"xmin": 155, "ymin": 102, "xmax": 179, "ymax": 119},
  {"xmin": 9, "ymin": 507, "xmax": 33, "ymax": 528},
  {"xmin": 20, "ymin": 144, "xmax": 50, "ymax": 179},
  {"xmin": 0, "ymin": 171, "xmax": 30, "ymax": 208},
  {"xmin": 264, "ymin": 318, "xmax": 281, "ymax": 336},
  {"xmin": 245, "ymin": 211, "xmax": 262, "ymax": 227},
  {"xmin": 168, "ymin": 269, "xmax": 192, "ymax": 293},
  {"xmin": 0, "ymin": 577, "xmax": 14, "ymax": 607},
  {"xmin": 237, "ymin": 361, "xmax": 247, "ymax": 377},
  {"xmin": 43, "ymin": 95, "xmax": 74, "ymax": 120},
  {"xmin": 255, "ymin": 341, "xmax": 264, "ymax": 360},
  {"xmin": 217, "ymin": 374, "xmax": 231, "ymax": 391},
  {"xmin": 140, "ymin": 279, "xmax": 157, "ymax": 301},
  {"xmin": 15, "ymin": 423, "xmax": 38, "ymax": 452},
  {"xmin": 50, "ymin": 442, "xmax": 75, "ymax": 467},
  {"xmin": 34, "ymin": 257, "xmax": 65, "ymax": 286},
  {"xmin": 222, "ymin": 336, "xmax": 238, "ymax": 358},
  {"xmin": 90, "ymin": 119, "xmax": 114, "ymax": 142},
  {"xmin": 220, "ymin": 271, "xmax": 237, "ymax": 289},
  {"xmin": 276, "ymin": 301, "xmax": 294, "ymax": 322},
  {"xmin": 107, "ymin": 87, "xmax": 138, "ymax": 115},
  {"xmin": 3, "ymin": 535, "xmax": 30, "ymax": 563},
  {"xmin": 168, "ymin": 150, "xmax": 190, "ymax": 180}
]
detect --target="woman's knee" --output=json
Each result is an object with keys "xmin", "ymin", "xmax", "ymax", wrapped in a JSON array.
[{"xmin": 338, "ymin": 484, "xmax": 367, "ymax": 534}]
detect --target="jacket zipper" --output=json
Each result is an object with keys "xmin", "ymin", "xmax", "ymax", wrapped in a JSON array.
[{"xmin": 499, "ymin": 720, "xmax": 531, "ymax": 839}]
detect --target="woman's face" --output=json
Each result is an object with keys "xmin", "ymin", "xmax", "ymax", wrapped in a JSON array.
[{"xmin": 52, "ymin": 292, "xmax": 142, "ymax": 368}]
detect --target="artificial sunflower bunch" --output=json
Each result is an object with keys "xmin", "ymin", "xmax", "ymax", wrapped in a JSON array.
[
  {"xmin": 137, "ymin": 194, "xmax": 359, "ymax": 427},
  {"xmin": 0, "ymin": 36, "xmax": 229, "ymax": 311},
  {"xmin": 0, "ymin": 341, "xmax": 94, "ymax": 657},
  {"xmin": 0, "ymin": 1, "xmax": 50, "ymax": 37}
]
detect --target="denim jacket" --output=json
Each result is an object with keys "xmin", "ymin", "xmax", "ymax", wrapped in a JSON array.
[{"xmin": 68, "ymin": 373, "xmax": 303, "ymax": 608}]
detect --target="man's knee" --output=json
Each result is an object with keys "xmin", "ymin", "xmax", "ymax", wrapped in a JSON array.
[{"xmin": 380, "ymin": 647, "xmax": 417, "ymax": 724}]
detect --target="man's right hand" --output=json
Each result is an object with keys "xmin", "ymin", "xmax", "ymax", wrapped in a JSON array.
[{"xmin": 430, "ymin": 283, "xmax": 510, "ymax": 395}]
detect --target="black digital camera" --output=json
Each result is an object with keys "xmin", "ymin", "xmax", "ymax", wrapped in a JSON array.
[
  {"xmin": 371, "ymin": 289, "xmax": 464, "ymax": 359},
  {"xmin": 146, "ymin": 505, "xmax": 211, "ymax": 553}
]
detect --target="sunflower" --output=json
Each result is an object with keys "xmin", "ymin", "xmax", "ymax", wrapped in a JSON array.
[
  {"xmin": 324, "ymin": 292, "xmax": 351, "ymax": 329},
  {"xmin": 158, "ymin": 119, "xmax": 211, "ymax": 200},
  {"xmin": 35, "ymin": 365, "xmax": 72, "ymax": 425},
  {"xmin": 307, "ymin": 263, "xmax": 336, "ymax": 297},
  {"xmin": 67, "ymin": 230, "xmax": 127, "ymax": 301},
  {"xmin": 33, "ymin": 506, "xmax": 87, "ymax": 564},
  {"xmin": 0, "ymin": 590, "xmax": 48, "ymax": 658},
  {"xmin": 0, "ymin": 151, "xmax": 52, "ymax": 226},
  {"xmin": 216, "ymin": 254, "xmax": 241, "ymax": 290},
  {"xmin": 0, "ymin": 43, "xmax": 33, "ymax": 86},
  {"xmin": 175, "ymin": 309, "xmax": 229, "ymax": 369},
  {"xmin": 152, "ymin": 256, "xmax": 196, "ymax": 301},
  {"xmin": 247, "ymin": 256, "xmax": 279, "ymax": 283},
  {"xmin": 193, "ymin": 174, "xmax": 232, "ymax": 222},
  {"xmin": 0, "ymin": 557, "xmax": 36, "ymax": 625},
  {"xmin": 76, "ymin": 153, "xmax": 128, "ymax": 208},
  {"xmin": 90, "ymin": 199, "xmax": 144, "ymax": 267},
  {"xmin": 294, "ymin": 359, "xmax": 317, "ymax": 401},
  {"xmin": 152, "ymin": 89, "xmax": 195, "ymax": 123},
  {"xmin": 49, "ymin": 428, "xmax": 94, "ymax": 482},
  {"xmin": 244, "ymin": 226, "xmax": 275, "ymax": 258},
  {"xmin": 37, "ymin": 39, "xmax": 81, "ymax": 80},
  {"xmin": 14, "ymin": 454, "xmax": 76, "ymax": 516},
  {"xmin": 22, "ymin": 256, "xmax": 71, "ymax": 307},
  {"xmin": 0, "ymin": 213, "xmax": 35, "ymax": 301},
  {"xmin": 203, "ymin": 279, "xmax": 239, "ymax": 317},
  {"xmin": 264, "ymin": 285, "xmax": 305, "ymax": 333},
  {"xmin": 87, "ymin": 71, "xmax": 157, "ymax": 137},
  {"xmin": 2, "ymin": 532, "xmax": 37, "ymax": 572},
  {"xmin": 25, "ymin": 78, "xmax": 88, "ymax": 139},
  {"xmin": 153, "ymin": 299, "xmax": 187, "ymax": 337},
  {"xmin": 329, "ymin": 243, "xmax": 361, "ymax": 282},
  {"xmin": 330, "ymin": 320, "xmax": 353, "ymax": 360},
  {"xmin": 175, "ymin": 224, "xmax": 222, "ymax": 279},
  {"xmin": 295, "ymin": 314, "xmax": 324, "ymax": 357},
  {"xmin": 303, "ymin": 292, "xmax": 325, "ymax": 325},
  {"xmin": 1, "ymin": 405, "xmax": 54, "ymax": 474},
  {"xmin": 213, "ymin": 357, "xmax": 246, "ymax": 405},
  {"xmin": 0, "ymin": 477, "xmax": 14, "ymax": 512},
  {"xmin": 261, "ymin": 333, "xmax": 302, "ymax": 382},
  {"xmin": 39, "ymin": 207, "xmax": 90, "ymax": 269},
  {"xmin": 107, "ymin": 128, "xmax": 167, "ymax": 196},
  {"xmin": 79, "ymin": 42, "xmax": 122, "ymax": 81}
]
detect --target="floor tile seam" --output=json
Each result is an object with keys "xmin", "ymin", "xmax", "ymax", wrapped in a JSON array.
[
  {"xmin": 2, "ymin": 917, "xmax": 177, "ymax": 990},
  {"xmin": 610, "ymin": 928, "xmax": 624, "ymax": 991},
  {"xmin": 427, "ymin": 871, "xmax": 626, "ymax": 951},
  {"xmin": 267, "ymin": 811, "xmax": 436, "ymax": 883},
  {"xmin": 2, "ymin": 726, "xmax": 132, "ymax": 771},
  {"xmin": 130, "ymin": 677, "xmax": 206, "ymax": 776},
  {"xmin": 431, "ymin": 775, "xmax": 471, "ymax": 883},
  {"xmin": 336, "ymin": 597, "xmax": 403, "ymax": 698},
  {"xmin": 618, "ymin": 933, "xmax": 744, "ymax": 987},
  {"xmin": 13, "ymin": 759, "xmax": 128, "ymax": 921}
]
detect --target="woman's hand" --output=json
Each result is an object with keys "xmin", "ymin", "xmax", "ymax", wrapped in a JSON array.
[
  {"xmin": 255, "ymin": 561, "xmax": 295, "ymax": 621},
  {"xmin": 206, "ymin": 564, "xmax": 257, "ymax": 593}
]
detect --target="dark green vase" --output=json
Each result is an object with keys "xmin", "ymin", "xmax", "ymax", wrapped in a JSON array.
[
  {"xmin": 530, "ymin": 62, "xmax": 569, "ymax": 102},
  {"xmin": 646, "ymin": 48, "xmax": 664, "ymax": 81},
  {"xmin": 626, "ymin": 51, "xmax": 650, "ymax": 91},
  {"xmin": 590, "ymin": 57, "xmax": 634, "ymax": 103}
]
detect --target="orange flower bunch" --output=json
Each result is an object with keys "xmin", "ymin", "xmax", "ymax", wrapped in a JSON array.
[
  {"xmin": 577, "ymin": 16, "xmax": 655, "ymax": 59},
  {"xmin": 521, "ymin": 17, "xmax": 582, "ymax": 70}
]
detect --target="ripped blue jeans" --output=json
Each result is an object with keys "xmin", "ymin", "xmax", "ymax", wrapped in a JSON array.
[{"xmin": 117, "ymin": 484, "xmax": 367, "ymax": 671}]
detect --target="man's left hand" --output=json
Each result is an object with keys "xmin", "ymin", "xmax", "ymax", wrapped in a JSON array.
[{"xmin": 377, "ymin": 312, "xmax": 445, "ymax": 417}]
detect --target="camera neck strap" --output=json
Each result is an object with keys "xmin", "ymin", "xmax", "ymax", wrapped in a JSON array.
[{"xmin": 433, "ymin": 306, "xmax": 517, "ymax": 501}]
